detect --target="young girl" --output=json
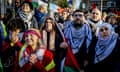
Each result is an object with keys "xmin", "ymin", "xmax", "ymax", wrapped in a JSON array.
[{"xmin": 15, "ymin": 28, "xmax": 55, "ymax": 72}]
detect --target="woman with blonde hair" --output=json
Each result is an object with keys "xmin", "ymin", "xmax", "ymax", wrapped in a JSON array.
[{"xmin": 14, "ymin": 28, "xmax": 55, "ymax": 72}]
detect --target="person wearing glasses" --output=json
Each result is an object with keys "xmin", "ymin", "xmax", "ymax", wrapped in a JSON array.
[
  {"xmin": 87, "ymin": 8, "xmax": 103, "ymax": 36},
  {"xmin": 60, "ymin": 9, "xmax": 92, "ymax": 72},
  {"xmin": 86, "ymin": 23, "xmax": 120, "ymax": 72}
]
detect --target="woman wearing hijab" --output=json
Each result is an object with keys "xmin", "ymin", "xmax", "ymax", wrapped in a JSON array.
[
  {"xmin": 86, "ymin": 23, "xmax": 120, "ymax": 72},
  {"xmin": 14, "ymin": 28, "xmax": 55, "ymax": 72}
]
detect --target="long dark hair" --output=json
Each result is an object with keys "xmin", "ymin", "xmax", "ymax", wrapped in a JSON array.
[{"xmin": 42, "ymin": 17, "xmax": 56, "ymax": 31}]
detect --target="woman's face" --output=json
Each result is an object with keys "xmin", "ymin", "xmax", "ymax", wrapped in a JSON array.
[
  {"xmin": 45, "ymin": 19, "xmax": 53, "ymax": 32},
  {"xmin": 22, "ymin": 3, "xmax": 31, "ymax": 13},
  {"xmin": 62, "ymin": 11, "xmax": 68, "ymax": 20},
  {"xmin": 99, "ymin": 26, "xmax": 111, "ymax": 38},
  {"xmin": 15, "ymin": 0, "xmax": 20, "ymax": 8},
  {"xmin": 109, "ymin": 16, "xmax": 116, "ymax": 24},
  {"xmin": 24, "ymin": 34, "xmax": 38, "ymax": 46}
]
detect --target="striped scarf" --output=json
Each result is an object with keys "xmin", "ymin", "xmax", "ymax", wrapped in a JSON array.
[
  {"xmin": 19, "ymin": 11, "xmax": 34, "ymax": 29},
  {"xmin": 94, "ymin": 23, "xmax": 118, "ymax": 63},
  {"xmin": 64, "ymin": 23, "xmax": 92, "ymax": 54}
]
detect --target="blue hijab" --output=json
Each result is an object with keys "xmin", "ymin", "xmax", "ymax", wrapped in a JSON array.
[{"xmin": 94, "ymin": 23, "xmax": 118, "ymax": 63}]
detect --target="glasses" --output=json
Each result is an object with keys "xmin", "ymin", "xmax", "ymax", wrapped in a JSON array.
[
  {"xmin": 100, "ymin": 27, "xmax": 108, "ymax": 32},
  {"xmin": 74, "ymin": 14, "xmax": 83, "ymax": 17},
  {"xmin": 92, "ymin": 12, "xmax": 99, "ymax": 15}
]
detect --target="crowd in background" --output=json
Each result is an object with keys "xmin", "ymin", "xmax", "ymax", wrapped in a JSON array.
[{"xmin": 0, "ymin": 0, "xmax": 120, "ymax": 72}]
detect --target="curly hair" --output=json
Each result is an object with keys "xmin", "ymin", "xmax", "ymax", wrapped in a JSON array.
[{"xmin": 7, "ymin": 17, "xmax": 24, "ymax": 31}]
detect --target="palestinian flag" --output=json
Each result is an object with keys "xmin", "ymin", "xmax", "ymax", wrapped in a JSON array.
[
  {"xmin": 91, "ymin": 2, "xmax": 96, "ymax": 10},
  {"xmin": 63, "ymin": 40, "xmax": 80, "ymax": 72},
  {"xmin": 32, "ymin": 0, "xmax": 39, "ymax": 9},
  {"xmin": 0, "ymin": 58, "xmax": 3, "ymax": 72},
  {"xmin": 54, "ymin": 22, "xmax": 80, "ymax": 72},
  {"xmin": 24, "ymin": 0, "xmax": 32, "ymax": 2}
]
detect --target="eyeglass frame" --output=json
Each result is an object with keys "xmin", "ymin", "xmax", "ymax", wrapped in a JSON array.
[{"xmin": 73, "ymin": 14, "xmax": 84, "ymax": 17}]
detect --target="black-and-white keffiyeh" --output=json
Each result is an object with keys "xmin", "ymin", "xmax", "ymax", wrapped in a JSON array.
[
  {"xmin": 19, "ymin": 11, "xmax": 35, "ymax": 29},
  {"xmin": 64, "ymin": 23, "xmax": 92, "ymax": 54},
  {"xmin": 19, "ymin": 11, "xmax": 34, "ymax": 22}
]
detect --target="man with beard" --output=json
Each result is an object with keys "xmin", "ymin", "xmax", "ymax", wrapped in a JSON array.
[{"xmin": 60, "ymin": 9, "xmax": 92, "ymax": 72}]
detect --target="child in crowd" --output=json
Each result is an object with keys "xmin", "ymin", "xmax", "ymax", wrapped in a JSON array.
[{"xmin": 1, "ymin": 17, "xmax": 24, "ymax": 72}]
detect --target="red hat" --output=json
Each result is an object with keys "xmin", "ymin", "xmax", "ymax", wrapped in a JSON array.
[{"xmin": 23, "ymin": 28, "xmax": 41, "ymax": 39}]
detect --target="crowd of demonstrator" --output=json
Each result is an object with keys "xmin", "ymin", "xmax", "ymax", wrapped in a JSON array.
[{"xmin": 0, "ymin": 0, "xmax": 120, "ymax": 72}]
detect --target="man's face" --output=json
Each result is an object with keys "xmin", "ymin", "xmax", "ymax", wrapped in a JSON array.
[
  {"xmin": 92, "ymin": 9, "xmax": 101, "ymax": 21},
  {"xmin": 62, "ymin": 11, "xmax": 68, "ymax": 20},
  {"xmin": 73, "ymin": 12, "xmax": 84, "ymax": 25},
  {"xmin": 15, "ymin": 0, "xmax": 20, "ymax": 8}
]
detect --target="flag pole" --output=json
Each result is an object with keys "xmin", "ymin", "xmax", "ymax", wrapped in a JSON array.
[
  {"xmin": 47, "ymin": 0, "xmax": 50, "ymax": 16},
  {"xmin": 101, "ymin": 0, "xmax": 103, "ymax": 14}
]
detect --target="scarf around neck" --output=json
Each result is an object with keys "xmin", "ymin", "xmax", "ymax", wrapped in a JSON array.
[
  {"xmin": 94, "ymin": 33, "xmax": 118, "ymax": 64},
  {"xmin": 19, "ymin": 11, "xmax": 34, "ymax": 22},
  {"xmin": 42, "ymin": 30, "xmax": 55, "ymax": 51},
  {"xmin": 19, "ymin": 11, "xmax": 35, "ymax": 29},
  {"xmin": 64, "ymin": 23, "xmax": 92, "ymax": 54},
  {"xmin": 88, "ymin": 19, "xmax": 103, "ymax": 36}
]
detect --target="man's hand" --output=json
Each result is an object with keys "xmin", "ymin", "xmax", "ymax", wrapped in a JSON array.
[{"xmin": 60, "ymin": 42, "xmax": 68, "ymax": 49}]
